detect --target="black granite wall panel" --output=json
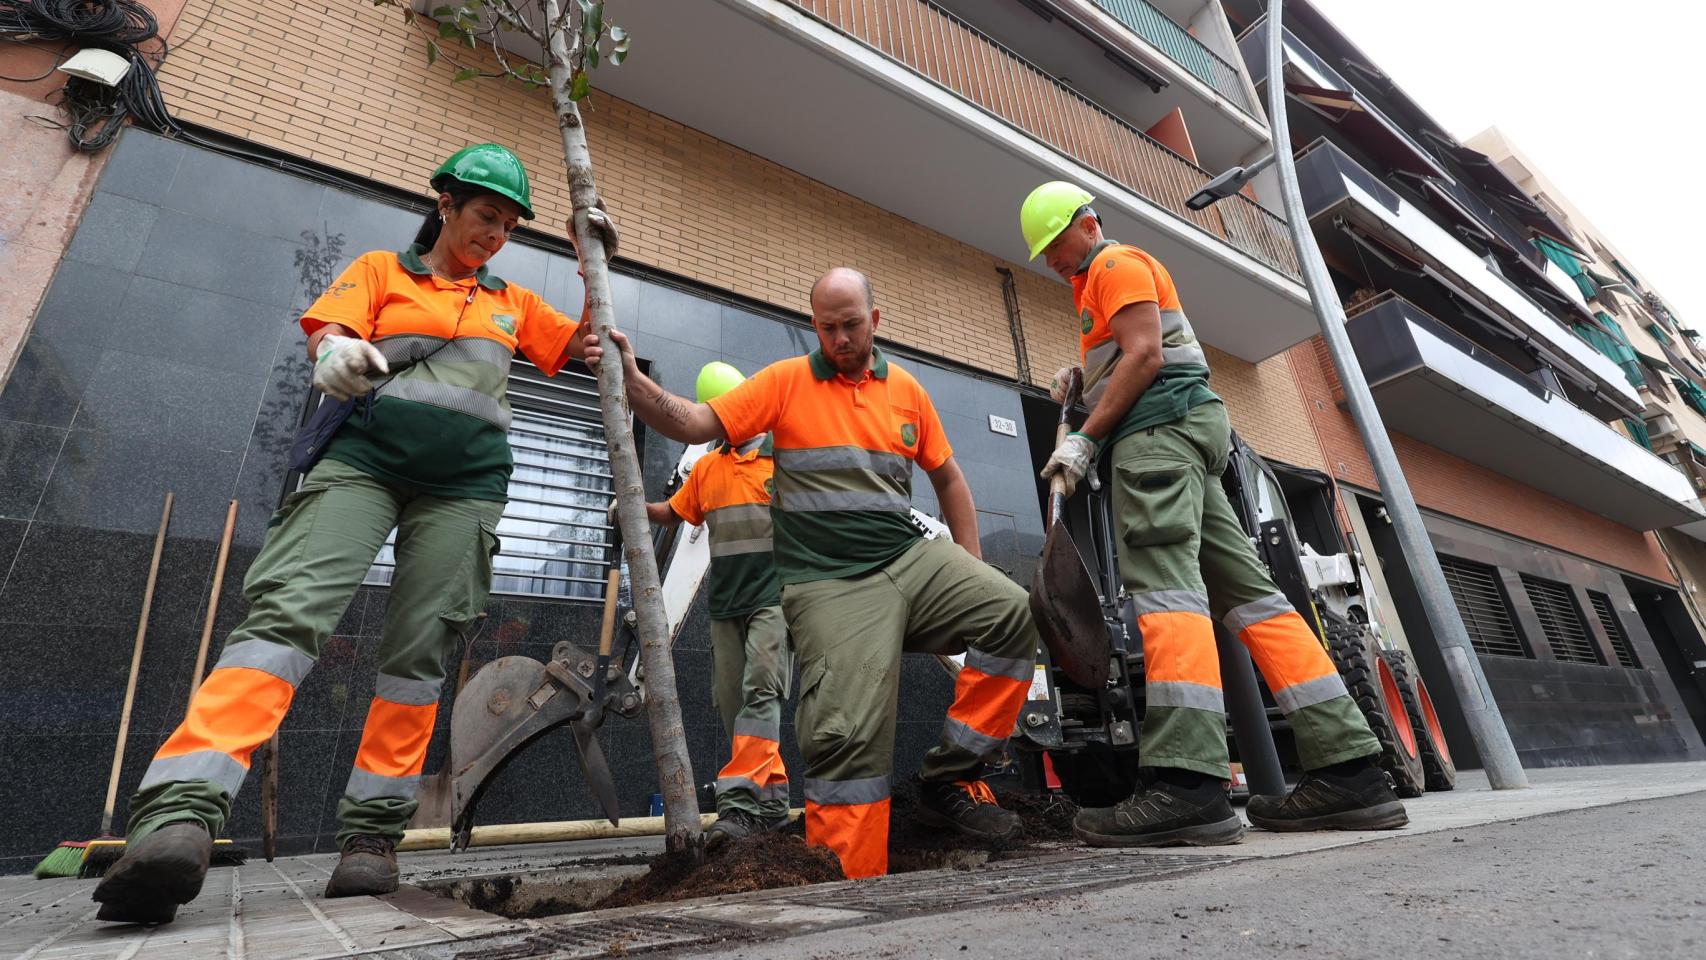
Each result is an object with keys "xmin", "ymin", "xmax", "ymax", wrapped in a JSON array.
[{"xmin": 0, "ymin": 130, "xmax": 1042, "ymax": 872}]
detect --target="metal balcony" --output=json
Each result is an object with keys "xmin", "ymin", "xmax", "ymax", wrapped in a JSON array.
[
  {"xmin": 1086, "ymin": 0, "xmax": 1254, "ymax": 114},
  {"xmin": 1294, "ymin": 139, "xmax": 1643, "ymax": 418},
  {"xmin": 1347, "ymin": 294, "xmax": 1704, "ymax": 532}
]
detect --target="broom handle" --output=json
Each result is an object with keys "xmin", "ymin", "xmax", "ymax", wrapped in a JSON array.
[
  {"xmin": 103, "ymin": 492, "xmax": 174, "ymax": 836},
  {"xmin": 188, "ymin": 500, "xmax": 239, "ymax": 708}
]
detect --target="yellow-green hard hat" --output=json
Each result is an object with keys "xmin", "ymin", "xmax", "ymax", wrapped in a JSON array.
[
  {"xmin": 1020, "ymin": 181, "xmax": 1094, "ymax": 260},
  {"xmin": 695, "ymin": 361, "xmax": 745, "ymax": 403},
  {"xmin": 431, "ymin": 144, "xmax": 535, "ymax": 219}
]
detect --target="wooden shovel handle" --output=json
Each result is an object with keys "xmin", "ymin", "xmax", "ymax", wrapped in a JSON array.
[{"xmin": 597, "ymin": 568, "xmax": 621, "ymax": 658}]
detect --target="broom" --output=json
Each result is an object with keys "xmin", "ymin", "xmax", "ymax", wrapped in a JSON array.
[
  {"xmin": 78, "ymin": 499, "xmax": 249, "ymax": 879},
  {"xmin": 35, "ymin": 493, "xmax": 173, "ymax": 878}
]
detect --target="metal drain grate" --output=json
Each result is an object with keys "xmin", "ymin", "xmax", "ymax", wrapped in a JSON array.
[
  {"xmin": 454, "ymin": 914, "xmax": 750, "ymax": 959},
  {"xmin": 777, "ymin": 852, "xmax": 1233, "ymax": 914}
]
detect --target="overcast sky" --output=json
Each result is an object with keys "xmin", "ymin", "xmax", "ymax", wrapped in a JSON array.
[{"xmin": 1304, "ymin": 0, "xmax": 1704, "ymax": 325}]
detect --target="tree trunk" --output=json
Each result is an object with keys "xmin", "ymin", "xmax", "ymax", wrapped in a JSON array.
[{"xmin": 541, "ymin": 0, "xmax": 701, "ymax": 854}]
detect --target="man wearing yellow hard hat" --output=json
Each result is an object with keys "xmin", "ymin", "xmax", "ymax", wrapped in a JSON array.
[
  {"xmin": 643, "ymin": 362, "xmax": 792, "ymax": 849},
  {"xmin": 1019, "ymin": 182, "xmax": 1405, "ymax": 846}
]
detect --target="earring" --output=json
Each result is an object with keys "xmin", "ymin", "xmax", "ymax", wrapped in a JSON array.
[{"xmin": 439, "ymin": 212, "xmax": 447, "ymax": 223}]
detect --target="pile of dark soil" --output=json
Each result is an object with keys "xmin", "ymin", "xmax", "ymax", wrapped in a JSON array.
[
  {"xmin": 594, "ymin": 831, "xmax": 844, "ymax": 909},
  {"xmin": 1001, "ymin": 790, "xmax": 1080, "ymax": 842}
]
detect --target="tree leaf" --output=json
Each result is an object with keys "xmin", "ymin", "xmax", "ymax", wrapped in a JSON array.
[
  {"xmin": 454, "ymin": 67, "xmax": 481, "ymax": 83},
  {"xmin": 431, "ymin": 4, "xmax": 455, "ymax": 16},
  {"xmin": 438, "ymin": 20, "xmax": 461, "ymax": 39},
  {"xmin": 570, "ymin": 70, "xmax": 590, "ymax": 101},
  {"xmin": 426, "ymin": 39, "xmax": 439, "ymax": 65},
  {"xmin": 584, "ymin": 44, "xmax": 599, "ymax": 69},
  {"xmin": 611, "ymin": 25, "xmax": 629, "ymax": 64},
  {"xmin": 583, "ymin": 2, "xmax": 604, "ymax": 45}
]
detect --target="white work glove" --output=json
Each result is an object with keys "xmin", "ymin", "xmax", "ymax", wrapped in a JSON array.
[
  {"xmin": 313, "ymin": 334, "xmax": 389, "ymax": 402},
  {"xmin": 571, "ymin": 201, "xmax": 620, "ymax": 259},
  {"xmin": 1049, "ymin": 365, "xmax": 1081, "ymax": 404},
  {"xmin": 1040, "ymin": 432, "xmax": 1097, "ymax": 499}
]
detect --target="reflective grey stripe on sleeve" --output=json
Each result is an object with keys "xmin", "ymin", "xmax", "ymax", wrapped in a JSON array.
[
  {"xmin": 779, "ymin": 490, "xmax": 911, "ymax": 513},
  {"xmin": 213, "ymin": 639, "xmax": 315, "ymax": 687},
  {"xmin": 1273, "ymin": 674, "xmax": 1352, "ymax": 714},
  {"xmin": 733, "ymin": 436, "xmax": 768, "ymax": 456},
  {"xmin": 375, "ymin": 673, "xmax": 443, "ymax": 706},
  {"xmin": 775, "ymin": 446, "xmax": 912, "ymax": 481},
  {"xmin": 139, "ymin": 750, "xmax": 248, "ymax": 796},
  {"xmin": 1159, "ymin": 309, "xmax": 1191, "ymax": 335},
  {"xmin": 378, "ymin": 379, "xmax": 510, "ymax": 429},
  {"xmin": 1162, "ymin": 344, "xmax": 1207, "ymax": 365},
  {"xmin": 710, "ymin": 537, "xmax": 774, "ymax": 558},
  {"xmin": 803, "ymin": 775, "xmax": 891, "ymax": 806},
  {"xmin": 1147, "ymin": 680, "xmax": 1226, "ymax": 713},
  {"xmin": 965, "ymin": 649, "xmax": 1035, "ymax": 683},
  {"xmin": 732, "ymin": 716, "xmax": 780, "ymax": 741},
  {"xmin": 759, "ymin": 782, "xmax": 791, "ymax": 801},
  {"xmin": 941, "ymin": 717, "xmax": 1006, "ymax": 758},
  {"xmin": 1223, "ymin": 593, "xmax": 1297, "ymax": 635},
  {"xmin": 1130, "ymin": 590, "xmax": 1212, "ymax": 618},
  {"xmin": 344, "ymin": 767, "xmax": 420, "ymax": 802}
]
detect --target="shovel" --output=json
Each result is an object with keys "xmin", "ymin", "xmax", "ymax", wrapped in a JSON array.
[{"xmin": 1030, "ymin": 368, "xmax": 1112, "ymax": 690}]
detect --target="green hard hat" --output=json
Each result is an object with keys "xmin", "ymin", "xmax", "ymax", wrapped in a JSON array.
[
  {"xmin": 696, "ymin": 361, "xmax": 745, "ymax": 403},
  {"xmin": 1020, "ymin": 181, "xmax": 1095, "ymax": 260},
  {"xmin": 431, "ymin": 143, "xmax": 535, "ymax": 219}
]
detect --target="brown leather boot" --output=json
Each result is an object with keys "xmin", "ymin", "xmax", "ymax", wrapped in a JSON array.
[
  {"xmin": 92, "ymin": 821, "xmax": 213, "ymax": 924},
  {"xmin": 323, "ymin": 835, "xmax": 399, "ymax": 898}
]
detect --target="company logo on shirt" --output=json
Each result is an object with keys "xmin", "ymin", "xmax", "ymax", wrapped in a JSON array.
[
  {"xmin": 1080, "ymin": 308, "xmax": 1094, "ymax": 335},
  {"xmin": 900, "ymin": 423, "xmax": 917, "ymax": 447},
  {"xmin": 492, "ymin": 313, "xmax": 517, "ymax": 335}
]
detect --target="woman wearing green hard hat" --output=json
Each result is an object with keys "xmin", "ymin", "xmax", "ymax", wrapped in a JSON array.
[{"xmin": 93, "ymin": 144, "xmax": 619, "ymax": 923}]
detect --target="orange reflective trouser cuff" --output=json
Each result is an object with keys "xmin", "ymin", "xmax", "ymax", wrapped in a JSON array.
[
  {"xmin": 1226, "ymin": 595, "xmax": 1379, "ymax": 769},
  {"xmin": 1131, "ymin": 593, "xmax": 1231, "ymax": 779},
  {"xmin": 805, "ymin": 777, "xmax": 892, "ymax": 879}
]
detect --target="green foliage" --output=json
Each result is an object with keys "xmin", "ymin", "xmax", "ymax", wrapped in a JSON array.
[{"xmin": 374, "ymin": 0, "xmax": 630, "ymax": 97}]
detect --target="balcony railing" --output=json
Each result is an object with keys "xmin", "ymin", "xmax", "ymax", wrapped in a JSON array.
[
  {"xmin": 791, "ymin": 0, "xmax": 1300, "ymax": 280},
  {"xmin": 1087, "ymin": 0, "xmax": 1255, "ymax": 114}
]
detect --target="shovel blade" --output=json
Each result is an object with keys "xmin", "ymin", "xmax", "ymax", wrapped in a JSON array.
[
  {"xmin": 1030, "ymin": 519, "xmax": 1111, "ymax": 690},
  {"xmin": 572, "ymin": 719, "xmax": 622, "ymax": 826}
]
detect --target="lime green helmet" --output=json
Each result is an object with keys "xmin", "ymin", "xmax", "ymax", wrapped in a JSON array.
[
  {"xmin": 1020, "ymin": 181, "xmax": 1095, "ymax": 260},
  {"xmin": 695, "ymin": 361, "xmax": 745, "ymax": 403},
  {"xmin": 431, "ymin": 144, "xmax": 535, "ymax": 219}
]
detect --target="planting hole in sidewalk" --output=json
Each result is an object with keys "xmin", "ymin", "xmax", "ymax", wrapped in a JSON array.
[{"xmin": 425, "ymin": 789, "xmax": 1083, "ymax": 920}]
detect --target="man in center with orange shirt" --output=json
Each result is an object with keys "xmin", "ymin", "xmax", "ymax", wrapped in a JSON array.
[{"xmin": 585, "ymin": 267, "xmax": 1040, "ymax": 878}]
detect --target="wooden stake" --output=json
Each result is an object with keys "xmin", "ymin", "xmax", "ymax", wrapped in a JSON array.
[
  {"xmin": 188, "ymin": 499, "xmax": 239, "ymax": 708},
  {"xmin": 101, "ymin": 492, "xmax": 173, "ymax": 836}
]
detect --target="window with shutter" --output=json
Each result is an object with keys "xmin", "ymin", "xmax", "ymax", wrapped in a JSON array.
[
  {"xmin": 1520, "ymin": 575, "xmax": 1602, "ymax": 665},
  {"xmin": 1437, "ymin": 556, "xmax": 1530, "ymax": 659},
  {"xmin": 1586, "ymin": 591, "xmax": 1640, "ymax": 669}
]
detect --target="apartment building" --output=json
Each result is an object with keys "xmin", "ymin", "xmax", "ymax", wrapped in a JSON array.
[
  {"xmin": 0, "ymin": 0, "xmax": 1333, "ymax": 869},
  {"xmin": 1220, "ymin": 0, "xmax": 1706, "ymax": 769}
]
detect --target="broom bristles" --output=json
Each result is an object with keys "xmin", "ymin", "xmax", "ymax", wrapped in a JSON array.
[{"xmin": 32, "ymin": 842, "xmax": 91, "ymax": 879}]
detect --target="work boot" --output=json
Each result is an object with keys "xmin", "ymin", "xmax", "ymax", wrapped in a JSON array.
[
  {"xmin": 915, "ymin": 778, "xmax": 1022, "ymax": 844},
  {"xmin": 92, "ymin": 821, "xmax": 213, "ymax": 924},
  {"xmin": 1246, "ymin": 757, "xmax": 1409, "ymax": 832},
  {"xmin": 1072, "ymin": 771, "xmax": 1245, "ymax": 848},
  {"xmin": 323, "ymin": 835, "xmax": 399, "ymax": 898},
  {"xmin": 705, "ymin": 808, "xmax": 790, "ymax": 850}
]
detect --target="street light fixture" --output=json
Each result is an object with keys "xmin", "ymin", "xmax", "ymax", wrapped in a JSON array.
[{"xmin": 1186, "ymin": 151, "xmax": 1275, "ymax": 211}]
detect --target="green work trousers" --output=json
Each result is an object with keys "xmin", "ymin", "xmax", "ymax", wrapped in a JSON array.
[
  {"xmin": 1111, "ymin": 400, "xmax": 1379, "ymax": 779},
  {"xmin": 785, "ymin": 536, "xmax": 1039, "ymax": 877},
  {"xmin": 709, "ymin": 605, "xmax": 792, "ymax": 818},
  {"xmin": 126, "ymin": 457, "xmax": 504, "ymax": 845}
]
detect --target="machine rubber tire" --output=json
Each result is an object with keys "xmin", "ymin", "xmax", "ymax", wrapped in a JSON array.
[
  {"xmin": 1048, "ymin": 744, "xmax": 1140, "ymax": 809},
  {"xmin": 1322, "ymin": 610, "xmax": 1426, "ymax": 798},
  {"xmin": 1383, "ymin": 649, "xmax": 1457, "ymax": 792}
]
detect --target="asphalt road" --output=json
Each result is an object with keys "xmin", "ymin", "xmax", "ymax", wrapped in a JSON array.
[{"xmin": 694, "ymin": 791, "xmax": 1706, "ymax": 960}]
